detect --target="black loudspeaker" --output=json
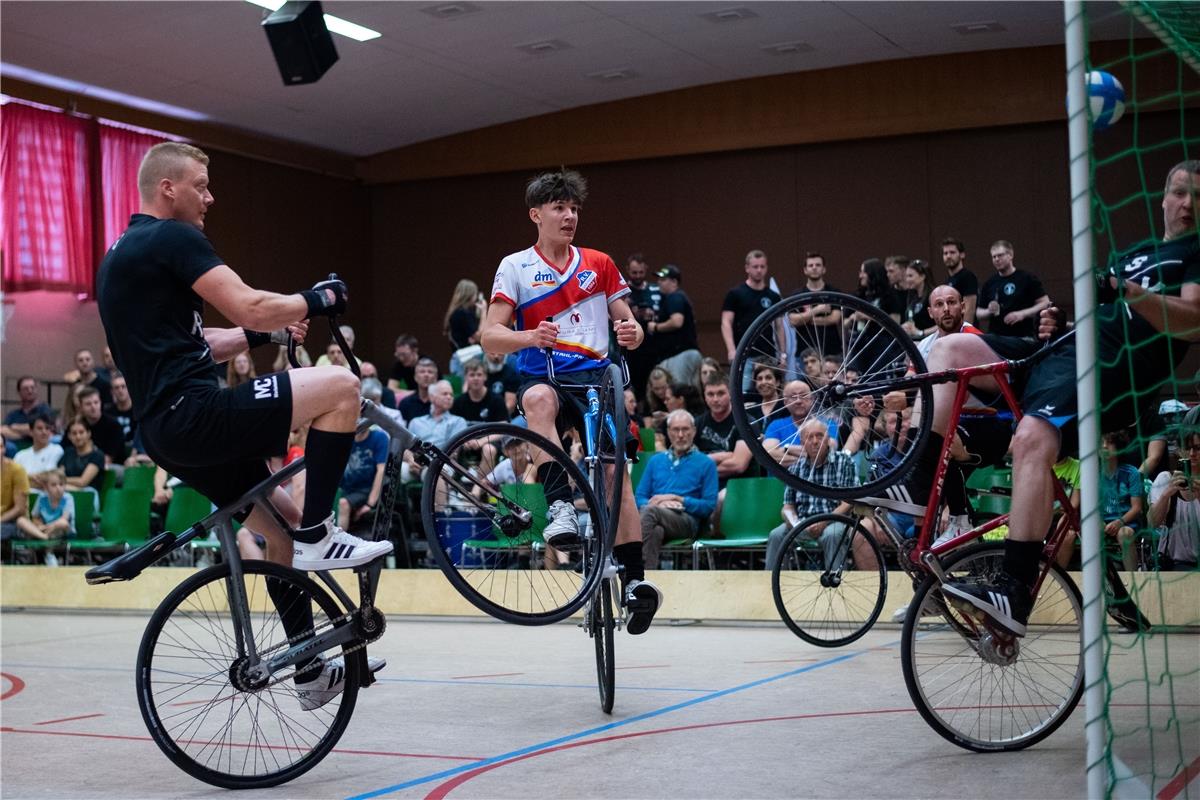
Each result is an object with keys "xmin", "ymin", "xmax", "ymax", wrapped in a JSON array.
[{"xmin": 262, "ymin": 1, "xmax": 339, "ymax": 86}]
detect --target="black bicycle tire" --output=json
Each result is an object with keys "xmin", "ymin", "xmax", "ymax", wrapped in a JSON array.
[
  {"xmin": 136, "ymin": 561, "xmax": 359, "ymax": 789},
  {"xmin": 419, "ymin": 422, "xmax": 605, "ymax": 625},
  {"xmin": 594, "ymin": 577, "xmax": 616, "ymax": 714},
  {"xmin": 594, "ymin": 362, "xmax": 627, "ymax": 548},
  {"xmin": 900, "ymin": 542, "xmax": 1085, "ymax": 752},
  {"xmin": 730, "ymin": 291, "xmax": 933, "ymax": 498},
  {"xmin": 771, "ymin": 513, "xmax": 887, "ymax": 647}
]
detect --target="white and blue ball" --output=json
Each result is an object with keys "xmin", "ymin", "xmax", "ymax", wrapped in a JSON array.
[{"xmin": 1086, "ymin": 70, "xmax": 1125, "ymax": 131}]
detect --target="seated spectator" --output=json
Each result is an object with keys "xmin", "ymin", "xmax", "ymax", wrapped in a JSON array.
[
  {"xmin": 445, "ymin": 280, "xmax": 486, "ymax": 375},
  {"xmin": 105, "ymin": 371, "xmax": 139, "ymax": 462},
  {"xmin": 224, "ymin": 351, "xmax": 256, "ymax": 389},
  {"xmin": 1, "ymin": 435, "xmax": 41, "ymax": 552},
  {"xmin": 642, "ymin": 366, "xmax": 674, "ymax": 429},
  {"xmin": 1148, "ymin": 412, "xmax": 1200, "ymax": 570},
  {"xmin": 271, "ymin": 342, "xmax": 312, "ymax": 371},
  {"xmin": 78, "ymin": 386, "xmax": 126, "ymax": 465},
  {"xmin": 58, "ymin": 382, "xmax": 86, "ymax": 435},
  {"xmin": 388, "ymin": 333, "xmax": 420, "ymax": 397},
  {"xmin": 150, "ymin": 465, "xmax": 175, "ymax": 535},
  {"xmin": 1100, "ymin": 429, "xmax": 1145, "ymax": 571},
  {"xmin": 482, "ymin": 435, "xmax": 537, "ymax": 491},
  {"xmin": 61, "ymin": 419, "xmax": 107, "ymax": 493},
  {"xmin": 338, "ymin": 424, "xmax": 389, "ymax": 531},
  {"xmin": 764, "ymin": 418, "xmax": 860, "ymax": 569},
  {"xmin": 668, "ymin": 382, "xmax": 704, "ymax": 417},
  {"xmin": 697, "ymin": 356, "xmax": 722, "ymax": 390},
  {"xmin": 124, "ymin": 428, "xmax": 155, "ymax": 467},
  {"xmin": 452, "ymin": 359, "xmax": 509, "ymax": 423},
  {"xmin": 64, "ymin": 348, "xmax": 112, "ymax": 407},
  {"xmin": 1, "ymin": 376, "xmax": 54, "ymax": 450},
  {"xmin": 316, "ymin": 325, "xmax": 356, "ymax": 366},
  {"xmin": 745, "ymin": 362, "xmax": 786, "ymax": 433},
  {"xmin": 398, "ymin": 357, "xmax": 439, "ymax": 422},
  {"xmin": 635, "ymin": 410, "xmax": 718, "ymax": 569},
  {"xmin": 694, "ymin": 374, "xmax": 754, "ymax": 487},
  {"xmin": 30, "ymin": 469, "xmax": 73, "ymax": 563},
  {"xmin": 361, "ymin": 378, "xmax": 405, "ymax": 429},
  {"xmin": 13, "ymin": 413, "xmax": 64, "ymax": 491},
  {"xmin": 484, "ymin": 351, "xmax": 520, "ymax": 417},
  {"xmin": 799, "ymin": 348, "xmax": 824, "ymax": 387},
  {"xmin": 648, "ymin": 264, "xmax": 702, "ymax": 386},
  {"xmin": 360, "ymin": 362, "xmax": 396, "ymax": 409},
  {"xmin": 763, "ymin": 381, "xmax": 838, "ymax": 467},
  {"xmin": 404, "ymin": 381, "xmax": 468, "ymax": 480}
]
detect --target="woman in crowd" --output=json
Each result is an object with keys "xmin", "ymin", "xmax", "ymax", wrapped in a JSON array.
[
  {"xmin": 696, "ymin": 356, "xmax": 722, "ymax": 391},
  {"xmin": 643, "ymin": 366, "xmax": 674, "ymax": 429},
  {"xmin": 746, "ymin": 362, "xmax": 785, "ymax": 433},
  {"xmin": 444, "ymin": 279, "xmax": 486, "ymax": 374},
  {"xmin": 60, "ymin": 418, "xmax": 106, "ymax": 493},
  {"xmin": 225, "ymin": 351, "xmax": 256, "ymax": 389},
  {"xmin": 901, "ymin": 258, "xmax": 935, "ymax": 339},
  {"xmin": 1148, "ymin": 408, "xmax": 1200, "ymax": 570}
]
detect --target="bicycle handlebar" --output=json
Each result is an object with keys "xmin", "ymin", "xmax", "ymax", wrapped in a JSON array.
[
  {"xmin": 287, "ymin": 273, "xmax": 361, "ymax": 379},
  {"xmin": 541, "ymin": 316, "xmax": 631, "ymax": 388}
]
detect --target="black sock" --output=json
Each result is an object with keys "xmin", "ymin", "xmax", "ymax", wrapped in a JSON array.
[
  {"xmin": 537, "ymin": 461, "xmax": 573, "ymax": 505},
  {"xmin": 301, "ymin": 428, "xmax": 355, "ymax": 529},
  {"xmin": 266, "ymin": 576, "xmax": 318, "ymax": 675},
  {"xmin": 945, "ymin": 464, "xmax": 968, "ymax": 516},
  {"xmin": 613, "ymin": 541, "xmax": 645, "ymax": 583},
  {"xmin": 916, "ymin": 431, "xmax": 945, "ymax": 476},
  {"xmin": 1003, "ymin": 539, "xmax": 1043, "ymax": 589}
]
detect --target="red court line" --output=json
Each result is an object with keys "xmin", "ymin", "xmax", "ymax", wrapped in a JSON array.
[
  {"xmin": 1, "ymin": 673, "xmax": 26, "ymax": 701},
  {"xmin": 34, "ymin": 713, "xmax": 105, "ymax": 726},
  {"xmin": 0, "ymin": 727, "xmax": 482, "ymax": 761},
  {"xmin": 448, "ymin": 672, "xmax": 524, "ymax": 680},
  {"xmin": 1158, "ymin": 755, "xmax": 1200, "ymax": 800}
]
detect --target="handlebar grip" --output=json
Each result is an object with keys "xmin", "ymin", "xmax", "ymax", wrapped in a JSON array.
[{"xmin": 286, "ymin": 335, "xmax": 301, "ymax": 369}]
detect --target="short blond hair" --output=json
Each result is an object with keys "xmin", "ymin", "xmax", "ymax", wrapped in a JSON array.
[{"xmin": 138, "ymin": 142, "xmax": 209, "ymax": 202}]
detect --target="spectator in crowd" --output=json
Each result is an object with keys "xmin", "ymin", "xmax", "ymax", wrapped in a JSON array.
[
  {"xmin": 224, "ymin": 351, "xmax": 256, "ymax": 389},
  {"xmin": 315, "ymin": 325, "xmax": 355, "ymax": 366},
  {"xmin": 58, "ymin": 383, "xmax": 86, "ymax": 435},
  {"xmin": 29, "ymin": 469, "xmax": 73, "ymax": 563},
  {"xmin": 648, "ymin": 264, "xmax": 702, "ymax": 386},
  {"xmin": 124, "ymin": 428, "xmax": 156, "ymax": 467},
  {"xmin": 452, "ymin": 359, "xmax": 509, "ymax": 423},
  {"xmin": 398, "ymin": 356, "xmax": 439, "ymax": 422},
  {"xmin": 694, "ymin": 374, "xmax": 754, "ymax": 486},
  {"xmin": 359, "ymin": 361, "xmax": 396, "ymax": 409},
  {"xmin": 625, "ymin": 253, "xmax": 661, "ymax": 322},
  {"xmin": 61, "ymin": 418, "xmax": 106, "ymax": 493},
  {"xmin": 642, "ymin": 366, "xmax": 674, "ymax": 429},
  {"xmin": 337, "ymin": 423, "xmax": 389, "ymax": 532},
  {"xmin": 721, "ymin": 249, "xmax": 784, "ymax": 389},
  {"xmin": 3, "ymin": 376, "xmax": 54, "ymax": 451},
  {"xmin": 789, "ymin": 251, "xmax": 843, "ymax": 357},
  {"xmin": 667, "ymin": 381, "xmax": 704, "ymax": 418},
  {"xmin": 1, "ymin": 434, "xmax": 40, "ymax": 548},
  {"xmin": 765, "ymin": 418, "xmax": 861, "ymax": 569},
  {"xmin": 445, "ymin": 279, "xmax": 486, "ymax": 375},
  {"xmin": 77, "ymin": 386, "xmax": 126, "ymax": 464},
  {"xmin": 14, "ymin": 413, "xmax": 64, "ymax": 491},
  {"xmin": 104, "ymin": 371, "xmax": 139, "ymax": 462},
  {"xmin": 635, "ymin": 410, "xmax": 718, "ymax": 569},
  {"xmin": 697, "ymin": 357, "xmax": 721, "ymax": 389},
  {"xmin": 883, "ymin": 255, "xmax": 912, "ymax": 321},
  {"xmin": 799, "ymin": 348, "xmax": 824, "ymax": 387},
  {"xmin": 624, "ymin": 389, "xmax": 645, "ymax": 449},
  {"xmin": 388, "ymin": 334, "xmax": 420, "ymax": 397},
  {"xmin": 483, "ymin": 350, "xmax": 520, "ymax": 417},
  {"xmin": 763, "ymin": 381, "xmax": 838, "ymax": 467},
  {"xmin": 149, "ymin": 465, "xmax": 175, "ymax": 536},
  {"xmin": 65, "ymin": 348, "xmax": 112, "ymax": 407},
  {"xmin": 976, "ymin": 239, "xmax": 1051, "ymax": 337},
  {"xmin": 481, "ymin": 434, "xmax": 537, "ymax": 490},
  {"xmin": 745, "ymin": 362, "xmax": 786, "ymax": 433},
  {"xmin": 271, "ymin": 341, "xmax": 312, "ymax": 371},
  {"xmin": 1100, "ymin": 429, "xmax": 1146, "ymax": 572},
  {"xmin": 942, "ymin": 237, "xmax": 978, "ymax": 323},
  {"xmin": 404, "ymin": 380, "xmax": 468, "ymax": 479},
  {"xmin": 900, "ymin": 259, "xmax": 936, "ymax": 339},
  {"xmin": 361, "ymin": 378, "xmax": 405, "ymax": 428},
  {"xmin": 851, "ymin": 257, "xmax": 900, "ymax": 323},
  {"xmin": 1148, "ymin": 410, "xmax": 1200, "ymax": 570}
]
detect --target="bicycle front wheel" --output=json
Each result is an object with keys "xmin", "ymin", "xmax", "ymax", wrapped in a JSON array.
[
  {"xmin": 136, "ymin": 561, "xmax": 359, "ymax": 789},
  {"xmin": 591, "ymin": 577, "xmax": 616, "ymax": 713},
  {"xmin": 772, "ymin": 513, "xmax": 887, "ymax": 647},
  {"xmin": 592, "ymin": 362, "xmax": 628, "ymax": 547},
  {"xmin": 420, "ymin": 422, "xmax": 605, "ymax": 625},
  {"xmin": 730, "ymin": 291, "xmax": 932, "ymax": 497},
  {"xmin": 900, "ymin": 543, "xmax": 1085, "ymax": 752}
]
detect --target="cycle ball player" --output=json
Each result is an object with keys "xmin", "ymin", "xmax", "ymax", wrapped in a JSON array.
[{"xmin": 481, "ymin": 169, "xmax": 663, "ymax": 635}]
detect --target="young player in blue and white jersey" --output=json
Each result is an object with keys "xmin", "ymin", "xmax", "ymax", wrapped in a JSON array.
[{"xmin": 481, "ymin": 169, "xmax": 662, "ymax": 635}]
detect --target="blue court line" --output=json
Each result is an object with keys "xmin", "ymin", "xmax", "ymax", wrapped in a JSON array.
[{"xmin": 346, "ymin": 646, "xmax": 872, "ymax": 800}]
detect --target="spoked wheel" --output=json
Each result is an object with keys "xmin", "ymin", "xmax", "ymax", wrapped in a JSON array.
[
  {"xmin": 136, "ymin": 561, "xmax": 359, "ymax": 789},
  {"xmin": 900, "ymin": 543, "xmax": 1085, "ymax": 752},
  {"xmin": 590, "ymin": 577, "xmax": 616, "ymax": 714},
  {"xmin": 730, "ymin": 291, "xmax": 932, "ymax": 497},
  {"xmin": 420, "ymin": 422, "xmax": 605, "ymax": 625},
  {"xmin": 772, "ymin": 513, "xmax": 887, "ymax": 647},
  {"xmin": 591, "ymin": 363, "xmax": 628, "ymax": 544}
]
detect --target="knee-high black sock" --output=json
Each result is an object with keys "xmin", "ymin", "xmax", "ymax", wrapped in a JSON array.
[
  {"xmin": 945, "ymin": 464, "xmax": 968, "ymax": 516},
  {"xmin": 613, "ymin": 541, "xmax": 645, "ymax": 583},
  {"xmin": 1003, "ymin": 539, "xmax": 1043, "ymax": 589},
  {"xmin": 537, "ymin": 461, "xmax": 573, "ymax": 505},
  {"xmin": 266, "ymin": 576, "xmax": 318, "ymax": 674},
  {"xmin": 301, "ymin": 428, "xmax": 355, "ymax": 529}
]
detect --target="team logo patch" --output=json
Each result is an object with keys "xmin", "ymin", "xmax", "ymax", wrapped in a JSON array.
[
  {"xmin": 576, "ymin": 270, "xmax": 598, "ymax": 293},
  {"xmin": 253, "ymin": 376, "xmax": 279, "ymax": 400},
  {"xmin": 532, "ymin": 268, "xmax": 555, "ymax": 288}
]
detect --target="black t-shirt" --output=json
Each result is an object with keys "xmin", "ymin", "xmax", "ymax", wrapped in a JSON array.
[
  {"xmin": 654, "ymin": 290, "xmax": 698, "ymax": 357},
  {"xmin": 96, "ymin": 215, "xmax": 225, "ymax": 418},
  {"xmin": 398, "ymin": 393, "xmax": 431, "ymax": 422},
  {"xmin": 723, "ymin": 283, "xmax": 781, "ymax": 358},
  {"xmin": 448, "ymin": 307, "xmax": 479, "ymax": 350},
  {"xmin": 105, "ymin": 401, "xmax": 138, "ymax": 449},
  {"xmin": 88, "ymin": 374, "xmax": 113, "ymax": 408},
  {"xmin": 793, "ymin": 282, "xmax": 842, "ymax": 356},
  {"xmin": 947, "ymin": 267, "xmax": 979, "ymax": 301},
  {"xmin": 694, "ymin": 411, "xmax": 741, "ymax": 454},
  {"xmin": 451, "ymin": 390, "xmax": 509, "ymax": 423},
  {"xmin": 390, "ymin": 361, "xmax": 416, "ymax": 390},
  {"xmin": 59, "ymin": 445, "xmax": 106, "ymax": 491},
  {"xmin": 628, "ymin": 282, "xmax": 662, "ymax": 315},
  {"xmin": 979, "ymin": 269, "xmax": 1047, "ymax": 337},
  {"xmin": 86, "ymin": 413, "xmax": 127, "ymax": 462},
  {"xmin": 487, "ymin": 362, "xmax": 520, "ymax": 400},
  {"xmin": 903, "ymin": 289, "xmax": 934, "ymax": 332},
  {"xmin": 879, "ymin": 286, "xmax": 907, "ymax": 319}
]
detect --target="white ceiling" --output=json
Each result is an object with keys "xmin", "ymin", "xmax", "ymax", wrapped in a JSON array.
[{"xmin": 1, "ymin": 1, "xmax": 1133, "ymax": 157}]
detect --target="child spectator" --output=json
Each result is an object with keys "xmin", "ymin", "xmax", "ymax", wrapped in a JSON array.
[{"xmin": 30, "ymin": 470, "xmax": 74, "ymax": 565}]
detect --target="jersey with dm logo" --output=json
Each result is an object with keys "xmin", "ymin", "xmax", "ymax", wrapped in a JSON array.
[{"xmin": 491, "ymin": 245, "xmax": 630, "ymax": 376}]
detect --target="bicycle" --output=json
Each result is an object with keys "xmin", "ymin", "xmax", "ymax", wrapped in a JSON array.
[
  {"xmin": 731, "ymin": 290, "xmax": 1145, "ymax": 751},
  {"xmin": 84, "ymin": 303, "xmax": 614, "ymax": 787},
  {"xmin": 417, "ymin": 342, "xmax": 631, "ymax": 713}
]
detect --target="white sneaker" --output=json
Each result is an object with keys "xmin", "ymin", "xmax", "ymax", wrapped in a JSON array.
[
  {"xmin": 43, "ymin": 551, "xmax": 59, "ymax": 567},
  {"xmin": 890, "ymin": 605, "xmax": 909, "ymax": 624},
  {"xmin": 543, "ymin": 500, "xmax": 581, "ymax": 548},
  {"xmin": 296, "ymin": 655, "xmax": 386, "ymax": 711},
  {"xmin": 932, "ymin": 514, "xmax": 971, "ymax": 550},
  {"xmin": 292, "ymin": 516, "xmax": 393, "ymax": 571}
]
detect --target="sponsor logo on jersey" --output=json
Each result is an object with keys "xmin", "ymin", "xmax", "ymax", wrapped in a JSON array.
[
  {"xmin": 531, "ymin": 268, "xmax": 556, "ymax": 288},
  {"xmin": 253, "ymin": 376, "xmax": 279, "ymax": 401},
  {"xmin": 576, "ymin": 270, "xmax": 598, "ymax": 293},
  {"xmin": 570, "ymin": 311, "xmax": 582, "ymax": 325}
]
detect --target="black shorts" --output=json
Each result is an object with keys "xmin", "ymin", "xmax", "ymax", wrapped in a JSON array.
[
  {"xmin": 516, "ymin": 368, "xmax": 607, "ymax": 440},
  {"xmin": 139, "ymin": 373, "xmax": 294, "ymax": 509}
]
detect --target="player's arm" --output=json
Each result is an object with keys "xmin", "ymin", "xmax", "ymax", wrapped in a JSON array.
[
  {"xmin": 1123, "ymin": 281, "xmax": 1200, "ymax": 341},
  {"xmin": 608, "ymin": 297, "xmax": 644, "ymax": 350},
  {"xmin": 480, "ymin": 301, "xmax": 556, "ymax": 354},
  {"xmin": 203, "ymin": 319, "xmax": 309, "ymax": 363},
  {"xmin": 192, "ymin": 265, "xmax": 313, "ymax": 333}
]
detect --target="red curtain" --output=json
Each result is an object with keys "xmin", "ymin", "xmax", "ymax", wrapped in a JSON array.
[
  {"xmin": 1, "ymin": 102, "xmax": 95, "ymax": 295},
  {"xmin": 99, "ymin": 122, "xmax": 164, "ymax": 251}
]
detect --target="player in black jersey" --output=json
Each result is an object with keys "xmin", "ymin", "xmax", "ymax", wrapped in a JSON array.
[{"xmin": 869, "ymin": 160, "xmax": 1199, "ymax": 635}]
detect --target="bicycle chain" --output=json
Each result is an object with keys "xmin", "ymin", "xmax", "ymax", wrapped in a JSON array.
[{"xmin": 257, "ymin": 606, "xmax": 385, "ymax": 683}]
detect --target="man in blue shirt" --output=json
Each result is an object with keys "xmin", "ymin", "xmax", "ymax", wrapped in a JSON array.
[
  {"xmin": 635, "ymin": 409, "xmax": 718, "ymax": 569},
  {"xmin": 338, "ymin": 425, "xmax": 389, "ymax": 532},
  {"xmin": 763, "ymin": 380, "xmax": 839, "ymax": 467},
  {"xmin": 1, "ymin": 377, "xmax": 53, "ymax": 452}
]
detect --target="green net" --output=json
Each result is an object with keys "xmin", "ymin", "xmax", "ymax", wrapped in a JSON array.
[{"xmin": 1085, "ymin": 2, "xmax": 1200, "ymax": 797}]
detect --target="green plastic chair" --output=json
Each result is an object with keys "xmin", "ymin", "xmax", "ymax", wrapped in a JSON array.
[
  {"xmin": 68, "ymin": 489, "xmax": 98, "ymax": 540},
  {"xmin": 444, "ymin": 374, "xmax": 464, "ymax": 397},
  {"xmin": 164, "ymin": 487, "xmax": 218, "ymax": 564},
  {"xmin": 70, "ymin": 487, "xmax": 152, "ymax": 561},
  {"xmin": 693, "ymin": 477, "xmax": 783, "ymax": 569},
  {"xmin": 965, "ymin": 466, "xmax": 996, "ymax": 493},
  {"xmin": 971, "ymin": 492, "xmax": 1012, "ymax": 522},
  {"xmin": 638, "ymin": 426, "xmax": 657, "ymax": 453},
  {"xmin": 463, "ymin": 483, "xmax": 548, "ymax": 561},
  {"xmin": 98, "ymin": 468, "xmax": 118, "ymax": 506},
  {"xmin": 630, "ymin": 458, "xmax": 649, "ymax": 494},
  {"xmin": 122, "ymin": 464, "xmax": 157, "ymax": 492}
]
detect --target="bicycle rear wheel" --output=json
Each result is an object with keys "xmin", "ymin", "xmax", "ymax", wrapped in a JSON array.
[
  {"xmin": 730, "ymin": 291, "xmax": 932, "ymax": 497},
  {"xmin": 772, "ymin": 513, "xmax": 886, "ymax": 647},
  {"xmin": 420, "ymin": 422, "xmax": 605, "ymax": 625},
  {"xmin": 900, "ymin": 543, "xmax": 1084, "ymax": 752},
  {"xmin": 591, "ymin": 577, "xmax": 616, "ymax": 714},
  {"xmin": 136, "ymin": 561, "xmax": 359, "ymax": 789}
]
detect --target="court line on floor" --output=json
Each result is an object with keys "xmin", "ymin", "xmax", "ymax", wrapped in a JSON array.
[
  {"xmin": 1, "ymin": 673, "xmax": 26, "ymax": 701},
  {"xmin": 346, "ymin": 645, "xmax": 875, "ymax": 800},
  {"xmin": 1159, "ymin": 754, "xmax": 1200, "ymax": 800}
]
